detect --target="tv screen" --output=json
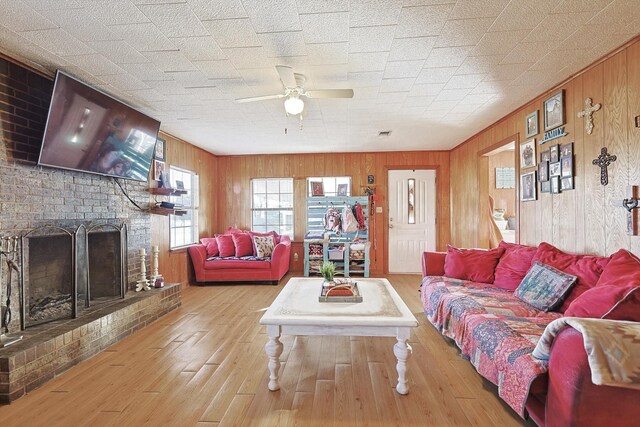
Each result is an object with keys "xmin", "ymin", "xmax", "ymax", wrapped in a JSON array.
[{"xmin": 38, "ymin": 71, "xmax": 160, "ymax": 182}]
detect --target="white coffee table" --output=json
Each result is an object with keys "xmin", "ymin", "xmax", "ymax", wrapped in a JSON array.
[{"xmin": 259, "ymin": 277, "xmax": 418, "ymax": 394}]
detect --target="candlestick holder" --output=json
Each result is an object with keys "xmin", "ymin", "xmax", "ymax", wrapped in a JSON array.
[
  {"xmin": 135, "ymin": 248, "xmax": 150, "ymax": 292},
  {"xmin": 151, "ymin": 246, "xmax": 164, "ymax": 288}
]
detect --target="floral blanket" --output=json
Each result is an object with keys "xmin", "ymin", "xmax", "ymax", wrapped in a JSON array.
[
  {"xmin": 533, "ymin": 317, "xmax": 640, "ymax": 390},
  {"xmin": 420, "ymin": 276, "xmax": 561, "ymax": 416}
]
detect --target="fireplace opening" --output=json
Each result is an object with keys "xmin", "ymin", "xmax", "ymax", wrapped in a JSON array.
[
  {"xmin": 21, "ymin": 224, "xmax": 127, "ymax": 329},
  {"xmin": 24, "ymin": 231, "xmax": 74, "ymax": 328}
]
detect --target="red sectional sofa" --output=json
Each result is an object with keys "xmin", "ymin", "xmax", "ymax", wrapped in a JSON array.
[
  {"xmin": 188, "ymin": 231, "xmax": 291, "ymax": 285},
  {"xmin": 421, "ymin": 241, "xmax": 640, "ymax": 427}
]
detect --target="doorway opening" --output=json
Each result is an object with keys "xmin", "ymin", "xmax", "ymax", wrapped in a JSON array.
[{"xmin": 479, "ymin": 137, "xmax": 518, "ymax": 248}]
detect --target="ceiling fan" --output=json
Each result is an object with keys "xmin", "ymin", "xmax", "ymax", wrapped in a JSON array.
[{"xmin": 235, "ymin": 65, "xmax": 354, "ymax": 116}]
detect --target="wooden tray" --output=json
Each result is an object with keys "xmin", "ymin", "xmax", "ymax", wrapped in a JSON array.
[{"xmin": 319, "ymin": 282, "xmax": 362, "ymax": 303}]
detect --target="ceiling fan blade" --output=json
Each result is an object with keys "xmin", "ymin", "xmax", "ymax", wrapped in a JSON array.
[
  {"xmin": 235, "ymin": 94, "xmax": 285, "ymax": 103},
  {"xmin": 276, "ymin": 65, "xmax": 297, "ymax": 88},
  {"xmin": 304, "ymin": 89, "xmax": 354, "ymax": 99}
]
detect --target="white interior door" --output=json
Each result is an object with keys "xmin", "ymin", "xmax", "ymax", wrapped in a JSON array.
[{"xmin": 388, "ymin": 169, "xmax": 436, "ymax": 273}]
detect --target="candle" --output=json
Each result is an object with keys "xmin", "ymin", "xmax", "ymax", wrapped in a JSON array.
[
  {"xmin": 153, "ymin": 245, "xmax": 158, "ymax": 252},
  {"xmin": 140, "ymin": 248, "xmax": 146, "ymax": 256}
]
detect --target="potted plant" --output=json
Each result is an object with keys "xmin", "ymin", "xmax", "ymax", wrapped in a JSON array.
[{"xmin": 318, "ymin": 261, "xmax": 336, "ymax": 284}]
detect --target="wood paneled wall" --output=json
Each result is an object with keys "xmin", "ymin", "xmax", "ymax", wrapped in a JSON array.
[
  {"xmin": 151, "ymin": 131, "xmax": 218, "ymax": 284},
  {"xmin": 451, "ymin": 38, "xmax": 640, "ymax": 257},
  {"xmin": 216, "ymin": 151, "xmax": 450, "ymax": 273}
]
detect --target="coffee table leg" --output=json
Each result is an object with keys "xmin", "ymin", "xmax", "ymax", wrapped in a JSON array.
[
  {"xmin": 394, "ymin": 336, "xmax": 412, "ymax": 395},
  {"xmin": 265, "ymin": 326, "xmax": 283, "ymax": 391}
]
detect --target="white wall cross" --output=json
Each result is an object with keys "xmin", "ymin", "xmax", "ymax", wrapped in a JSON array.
[{"xmin": 577, "ymin": 97, "xmax": 601, "ymax": 135}]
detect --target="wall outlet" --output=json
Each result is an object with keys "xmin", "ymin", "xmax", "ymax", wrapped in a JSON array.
[
  {"xmin": 376, "ymin": 206, "xmax": 383, "ymax": 213},
  {"xmin": 293, "ymin": 253, "xmax": 299, "ymax": 261}
]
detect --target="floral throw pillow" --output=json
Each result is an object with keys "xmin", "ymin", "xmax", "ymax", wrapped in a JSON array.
[
  {"xmin": 515, "ymin": 261, "xmax": 577, "ymax": 312},
  {"xmin": 253, "ymin": 235, "xmax": 275, "ymax": 258}
]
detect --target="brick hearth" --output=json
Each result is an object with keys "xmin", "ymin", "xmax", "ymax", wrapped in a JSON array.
[{"xmin": 0, "ymin": 284, "xmax": 181, "ymax": 403}]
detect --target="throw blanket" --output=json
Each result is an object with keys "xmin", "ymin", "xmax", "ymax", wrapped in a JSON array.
[{"xmin": 533, "ymin": 317, "xmax": 640, "ymax": 390}]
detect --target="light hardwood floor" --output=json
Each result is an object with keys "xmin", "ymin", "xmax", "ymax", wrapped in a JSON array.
[{"xmin": 0, "ymin": 275, "xmax": 534, "ymax": 427}]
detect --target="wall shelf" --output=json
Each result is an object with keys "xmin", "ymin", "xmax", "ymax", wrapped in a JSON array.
[
  {"xmin": 148, "ymin": 187, "xmax": 187, "ymax": 196},
  {"xmin": 147, "ymin": 206, "xmax": 187, "ymax": 216},
  {"xmin": 147, "ymin": 187, "xmax": 188, "ymax": 216}
]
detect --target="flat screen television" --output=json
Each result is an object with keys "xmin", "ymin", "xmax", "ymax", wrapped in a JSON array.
[{"xmin": 38, "ymin": 71, "xmax": 160, "ymax": 182}]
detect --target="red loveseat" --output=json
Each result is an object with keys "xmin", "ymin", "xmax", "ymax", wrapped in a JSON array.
[
  {"xmin": 420, "ymin": 242, "xmax": 640, "ymax": 427},
  {"xmin": 188, "ymin": 232, "xmax": 291, "ymax": 285}
]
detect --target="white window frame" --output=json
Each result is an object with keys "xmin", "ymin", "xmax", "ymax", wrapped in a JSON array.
[
  {"xmin": 251, "ymin": 178, "xmax": 294, "ymax": 238},
  {"xmin": 169, "ymin": 166, "xmax": 199, "ymax": 249},
  {"xmin": 307, "ymin": 176, "xmax": 352, "ymax": 197}
]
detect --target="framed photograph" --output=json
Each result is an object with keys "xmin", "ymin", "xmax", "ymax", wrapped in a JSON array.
[
  {"xmin": 561, "ymin": 177, "xmax": 574, "ymax": 191},
  {"xmin": 153, "ymin": 159, "xmax": 165, "ymax": 181},
  {"xmin": 525, "ymin": 110, "xmax": 539, "ymax": 138},
  {"xmin": 537, "ymin": 161, "xmax": 549, "ymax": 182},
  {"xmin": 154, "ymin": 137, "xmax": 166, "ymax": 161},
  {"xmin": 549, "ymin": 162, "xmax": 561, "ymax": 177},
  {"xmin": 540, "ymin": 150, "xmax": 550, "ymax": 162},
  {"xmin": 551, "ymin": 176, "xmax": 561, "ymax": 194},
  {"xmin": 550, "ymin": 144, "xmax": 560, "ymax": 163},
  {"xmin": 175, "ymin": 180, "xmax": 184, "ymax": 190},
  {"xmin": 520, "ymin": 171, "xmax": 537, "ymax": 202},
  {"xmin": 560, "ymin": 142, "xmax": 573, "ymax": 157},
  {"xmin": 337, "ymin": 184, "xmax": 348, "ymax": 196},
  {"xmin": 520, "ymin": 139, "xmax": 536, "ymax": 169},
  {"xmin": 540, "ymin": 180, "xmax": 551, "ymax": 193},
  {"xmin": 561, "ymin": 155, "xmax": 573, "ymax": 178},
  {"xmin": 311, "ymin": 181, "xmax": 324, "ymax": 196},
  {"xmin": 544, "ymin": 90, "xmax": 565, "ymax": 131}
]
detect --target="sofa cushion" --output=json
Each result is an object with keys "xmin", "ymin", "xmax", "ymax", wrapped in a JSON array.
[
  {"xmin": 533, "ymin": 242, "xmax": 610, "ymax": 312},
  {"xmin": 204, "ymin": 257, "xmax": 271, "ymax": 270},
  {"xmin": 253, "ymin": 235, "xmax": 275, "ymax": 258},
  {"xmin": 515, "ymin": 261, "xmax": 577, "ymax": 312},
  {"xmin": 249, "ymin": 231, "xmax": 279, "ymax": 255},
  {"xmin": 444, "ymin": 245, "xmax": 505, "ymax": 284},
  {"xmin": 493, "ymin": 241, "xmax": 537, "ymax": 291},
  {"xmin": 216, "ymin": 234, "xmax": 235, "ymax": 257},
  {"xmin": 232, "ymin": 232, "xmax": 253, "ymax": 257},
  {"xmin": 565, "ymin": 249, "xmax": 640, "ymax": 321},
  {"xmin": 200, "ymin": 237, "xmax": 219, "ymax": 257}
]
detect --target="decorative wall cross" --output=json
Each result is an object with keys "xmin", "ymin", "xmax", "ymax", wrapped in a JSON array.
[
  {"xmin": 592, "ymin": 147, "xmax": 616, "ymax": 186},
  {"xmin": 577, "ymin": 97, "xmax": 601, "ymax": 135}
]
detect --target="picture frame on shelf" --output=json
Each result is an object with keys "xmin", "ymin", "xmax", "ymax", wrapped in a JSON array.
[
  {"xmin": 561, "ymin": 177, "xmax": 574, "ymax": 191},
  {"xmin": 520, "ymin": 171, "xmax": 537, "ymax": 202},
  {"xmin": 154, "ymin": 137, "xmax": 166, "ymax": 161},
  {"xmin": 549, "ymin": 162, "xmax": 561, "ymax": 177},
  {"xmin": 153, "ymin": 159, "xmax": 165, "ymax": 181},
  {"xmin": 544, "ymin": 90, "xmax": 565, "ymax": 131},
  {"xmin": 175, "ymin": 180, "xmax": 184, "ymax": 190},
  {"xmin": 520, "ymin": 139, "xmax": 536, "ymax": 169},
  {"xmin": 538, "ymin": 161, "xmax": 549, "ymax": 182},
  {"xmin": 551, "ymin": 176, "xmax": 561, "ymax": 193},
  {"xmin": 337, "ymin": 183, "xmax": 348, "ymax": 196},
  {"xmin": 550, "ymin": 144, "xmax": 560, "ymax": 163},
  {"xmin": 561, "ymin": 156, "xmax": 573, "ymax": 178},
  {"xmin": 525, "ymin": 111, "xmax": 539, "ymax": 138},
  {"xmin": 560, "ymin": 142, "xmax": 573, "ymax": 157},
  {"xmin": 540, "ymin": 150, "xmax": 550, "ymax": 162},
  {"xmin": 540, "ymin": 181, "xmax": 551, "ymax": 193},
  {"xmin": 311, "ymin": 181, "xmax": 324, "ymax": 196}
]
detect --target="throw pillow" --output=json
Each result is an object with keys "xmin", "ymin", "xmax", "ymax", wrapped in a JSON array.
[
  {"xmin": 200, "ymin": 237, "xmax": 219, "ymax": 257},
  {"xmin": 253, "ymin": 235, "xmax": 275, "ymax": 258},
  {"xmin": 533, "ymin": 242, "xmax": 610, "ymax": 312},
  {"xmin": 232, "ymin": 232, "xmax": 253, "ymax": 257},
  {"xmin": 514, "ymin": 261, "xmax": 577, "ymax": 312},
  {"xmin": 444, "ymin": 244, "xmax": 505, "ymax": 284},
  {"xmin": 249, "ymin": 231, "xmax": 278, "ymax": 255},
  {"xmin": 493, "ymin": 241, "xmax": 537, "ymax": 291},
  {"xmin": 215, "ymin": 234, "xmax": 235, "ymax": 258},
  {"xmin": 565, "ymin": 249, "xmax": 640, "ymax": 321}
]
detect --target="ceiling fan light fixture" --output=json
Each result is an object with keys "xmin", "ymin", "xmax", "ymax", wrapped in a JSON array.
[{"xmin": 284, "ymin": 96, "xmax": 304, "ymax": 115}]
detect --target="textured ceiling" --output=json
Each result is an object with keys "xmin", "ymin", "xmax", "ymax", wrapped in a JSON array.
[{"xmin": 1, "ymin": 0, "xmax": 639, "ymax": 155}]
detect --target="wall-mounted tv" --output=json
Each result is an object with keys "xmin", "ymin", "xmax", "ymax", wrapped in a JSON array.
[{"xmin": 38, "ymin": 71, "xmax": 160, "ymax": 182}]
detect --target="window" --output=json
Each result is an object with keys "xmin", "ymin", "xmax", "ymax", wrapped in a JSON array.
[
  {"xmin": 169, "ymin": 166, "xmax": 199, "ymax": 249},
  {"xmin": 307, "ymin": 177, "xmax": 351, "ymax": 197},
  {"xmin": 251, "ymin": 178, "xmax": 293, "ymax": 238}
]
